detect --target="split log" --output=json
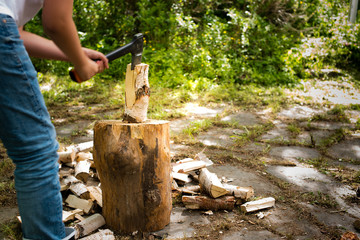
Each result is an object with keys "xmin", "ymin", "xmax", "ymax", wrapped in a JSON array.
[
  {"xmin": 75, "ymin": 213, "xmax": 106, "ymax": 239},
  {"xmin": 199, "ymin": 168, "xmax": 228, "ymax": 198},
  {"xmin": 87, "ymin": 186, "xmax": 102, "ymax": 207},
  {"xmin": 172, "ymin": 172, "xmax": 192, "ymax": 184},
  {"xmin": 123, "ymin": 63, "xmax": 150, "ymax": 123},
  {"xmin": 69, "ymin": 182, "xmax": 90, "ymax": 199},
  {"xmin": 93, "ymin": 120, "xmax": 171, "ymax": 233},
  {"xmin": 182, "ymin": 195, "xmax": 235, "ymax": 211},
  {"xmin": 60, "ymin": 175, "xmax": 80, "ymax": 191},
  {"xmin": 63, "ymin": 209, "xmax": 84, "ymax": 222},
  {"xmin": 58, "ymin": 150, "xmax": 76, "ymax": 163},
  {"xmin": 194, "ymin": 152, "xmax": 213, "ymax": 166},
  {"xmin": 76, "ymin": 152, "xmax": 93, "ymax": 162},
  {"xmin": 240, "ymin": 197, "xmax": 275, "ymax": 213},
  {"xmin": 71, "ymin": 141, "xmax": 93, "ymax": 153},
  {"xmin": 223, "ymin": 184, "xmax": 254, "ymax": 201},
  {"xmin": 172, "ymin": 160, "xmax": 207, "ymax": 173},
  {"xmin": 171, "ymin": 179, "xmax": 179, "ymax": 191},
  {"xmin": 59, "ymin": 167, "xmax": 74, "ymax": 178},
  {"xmin": 79, "ymin": 229, "xmax": 115, "ymax": 240},
  {"xmin": 65, "ymin": 195, "xmax": 94, "ymax": 214},
  {"xmin": 175, "ymin": 158, "xmax": 194, "ymax": 164},
  {"xmin": 179, "ymin": 185, "xmax": 201, "ymax": 195},
  {"xmin": 75, "ymin": 160, "xmax": 91, "ymax": 183}
]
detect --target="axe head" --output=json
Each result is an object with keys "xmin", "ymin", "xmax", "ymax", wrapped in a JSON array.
[{"xmin": 130, "ymin": 33, "xmax": 143, "ymax": 70}]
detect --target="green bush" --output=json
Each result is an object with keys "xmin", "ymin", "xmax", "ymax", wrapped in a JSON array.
[{"xmin": 24, "ymin": 0, "xmax": 360, "ymax": 88}]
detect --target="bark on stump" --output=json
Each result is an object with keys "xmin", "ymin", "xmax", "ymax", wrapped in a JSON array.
[{"xmin": 93, "ymin": 120, "xmax": 171, "ymax": 233}]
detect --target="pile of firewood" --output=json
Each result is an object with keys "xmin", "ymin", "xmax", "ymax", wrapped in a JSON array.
[
  {"xmin": 58, "ymin": 141, "xmax": 114, "ymax": 240},
  {"xmin": 20, "ymin": 141, "xmax": 275, "ymax": 239},
  {"xmin": 172, "ymin": 151, "xmax": 275, "ymax": 213}
]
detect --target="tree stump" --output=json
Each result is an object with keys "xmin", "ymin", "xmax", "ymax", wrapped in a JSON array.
[{"xmin": 93, "ymin": 120, "xmax": 171, "ymax": 233}]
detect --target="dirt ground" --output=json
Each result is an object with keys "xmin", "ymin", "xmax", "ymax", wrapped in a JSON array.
[{"xmin": 1, "ymin": 75, "xmax": 360, "ymax": 240}]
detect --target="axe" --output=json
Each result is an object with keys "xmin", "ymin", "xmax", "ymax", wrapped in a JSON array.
[{"xmin": 69, "ymin": 33, "xmax": 144, "ymax": 83}]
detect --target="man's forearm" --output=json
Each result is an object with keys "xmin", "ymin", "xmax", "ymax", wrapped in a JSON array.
[{"xmin": 19, "ymin": 28, "xmax": 69, "ymax": 61}]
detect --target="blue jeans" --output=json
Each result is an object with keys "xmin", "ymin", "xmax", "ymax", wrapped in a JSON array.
[{"xmin": 0, "ymin": 14, "xmax": 65, "ymax": 240}]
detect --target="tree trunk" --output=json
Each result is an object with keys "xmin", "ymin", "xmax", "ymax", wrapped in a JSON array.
[{"xmin": 93, "ymin": 120, "xmax": 171, "ymax": 233}]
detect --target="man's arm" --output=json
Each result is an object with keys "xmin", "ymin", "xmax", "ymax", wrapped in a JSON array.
[
  {"xmin": 38, "ymin": 0, "xmax": 107, "ymax": 81},
  {"xmin": 19, "ymin": 27, "xmax": 69, "ymax": 61}
]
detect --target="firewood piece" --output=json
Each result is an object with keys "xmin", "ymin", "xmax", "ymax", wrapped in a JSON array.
[
  {"xmin": 72, "ymin": 141, "xmax": 94, "ymax": 153},
  {"xmin": 76, "ymin": 152, "xmax": 93, "ymax": 162},
  {"xmin": 172, "ymin": 172, "xmax": 192, "ymax": 184},
  {"xmin": 175, "ymin": 158, "xmax": 194, "ymax": 164},
  {"xmin": 58, "ymin": 150, "xmax": 76, "ymax": 163},
  {"xmin": 240, "ymin": 197, "xmax": 275, "ymax": 213},
  {"xmin": 199, "ymin": 168, "xmax": 228, "ymax": 198},
  {"xmin": 69, "ymin": 182, "xmax": 90, "ymax": 199},
  {"xmin": 172, "ymin": 160, "xmax": 206, "ymax": 173},
  {"xmin": 93, "ymin": 120, "xmax": 171, "ymax": 233},
  {"xmin": 87, "ymin": 186, "xmax": 102, "ymax": 207},
  {"xmin": 123, "ymin": 63, "xmax": 150, "ymax": 123},
  {"xmin": 75, "ymin": 213, "xmax": 106, "ymax": 239},
  {"xmin": 179, "ymin": 185, "xmax": 201, "ymax": 195},
  {"xmin": 75, "ymin": 160, "xmax": 91, "ymax": 183},
  {"xmin": 172, "ymin": 179, "xmax": 179, "ymax": 191},
  {"xmin": 223, "ymin": 184, "xmax": 254, "ymax": 200},
  {"xmin": 60, "ymin": 175, "xmax": 80, "ymax": 191},
  {"xmin": 79, "ymin": 229, "xmax": 115, "ymax": 240},
  {"xmin": 194, "ymin": 152, "xmax": 213, "ymax": 167},
  {"xmin": 59, "ymin": 166, "xmax": 75, "ymax": 178},
  {"xmin": 182, "ymin": 195, "xmax": 235, "ymax": 211},
  {"xmin": 65, "ymin": 195, "xmax": 94, "ymax": 214},
  {"xmin": 63, "ymin": 209, "xmax": 84, "ymax": 222}
]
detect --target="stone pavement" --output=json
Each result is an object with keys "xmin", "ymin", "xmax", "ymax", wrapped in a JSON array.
[{"xmin": 2, "ymin": 79, "xmax": 360, "ymax": 240}]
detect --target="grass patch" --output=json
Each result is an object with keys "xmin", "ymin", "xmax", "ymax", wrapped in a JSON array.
[
  {"xmin": 299, "ymin": 191, "xmax": 338, "ymax": 209},
  {"xmin": 1, "ymin": 220, "xmax": 22, "ymax": 240},
  {"xmin": 232, "ymin": 123, "xmax": 274, "ymax": 147},
  {"xmin": 182, "ymin": 119, "xmax": 213, "ymax": 137},
  {"xmin": 311, "ymin": 105, "xmax": 351, "ymax": 123}
]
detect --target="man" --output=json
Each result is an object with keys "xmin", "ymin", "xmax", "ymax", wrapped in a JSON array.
[{"xmin": 0, "ymin": 0, "xmax": 108, "ymax": 239}]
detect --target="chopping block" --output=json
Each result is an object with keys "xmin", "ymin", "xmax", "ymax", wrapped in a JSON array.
[{"xmin": 93, "ymin": 120, "xmax": 171, "ymax": 233}]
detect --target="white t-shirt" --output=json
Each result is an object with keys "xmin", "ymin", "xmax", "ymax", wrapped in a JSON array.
[{"xmin": 0, "ymin": 0, "xmax": 44, "ymax": 26}]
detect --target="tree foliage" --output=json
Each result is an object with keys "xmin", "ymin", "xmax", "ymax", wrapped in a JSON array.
[{"xmin": 25, "ymin": 0, "xmax": 360, "ymax": 89}]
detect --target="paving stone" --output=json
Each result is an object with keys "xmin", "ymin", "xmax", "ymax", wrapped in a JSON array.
[
  {"xmin": 346, "ymin": 110, "xmax": 360, "ymax": 124},
  {"xmin": 152, "ymin": 207, "xmax": 210, "ymax": 239},
  {"xmin": 328, "ymin": 138, "xmax": 360, "ymax": 162},
  {"xmin": 221, "ymin": 230, "xmax": 281, "ymax": 240},
  {"xmin": 278, "ymin": 106, "xmax": 325, "ymax": 120},
  {"xmin": 169, "ymin": 118, "xmax": 193, "ymax": 135},
  {"xmin": 56, "ymin": 120, "xmax": 93, "ymax": 138},
  {"xmin": 263, "ymin": 204, "xmax": 323, "ymax": 239},
  {"xmin": 267, "ymin": 165, "xmax": 331, "ymax": 192},
  {"xmin": 182, "ymin": 103, "xmax": 225, "ymax": 118},
  {"xmin": 207, "ymin": 165, "xmax": 280, "ymax": 195},
  {"xmin": 299, "ymin": 121, "xmax": 355, "ymax": 130},
  {"xmin": 269, "ymin": 146, "xmax": 321, "ymax": 161},
  {"xmin": 267, "ymin": 165, "xmax": 360, "ymax": 218},
  {"xmin": 260, "ymin": 123, "xmax": 291, "ymax": 142},
  {"xmin": 302, "ymin": 203, "xmax": 358, "ymax": 233},
  {"xmin": 297, "ymin": 130, "xmax": 334, "ymax": 146},
  {"xmin": 221, "ymin": 112, "xmax": 262, "ymax": 126},
  {"xmin": 197, "ymin": 128, "xmax": 241, "ymax": 148}
]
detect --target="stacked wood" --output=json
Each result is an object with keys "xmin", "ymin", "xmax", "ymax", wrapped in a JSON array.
[
  {"xmin": 56, "ymin": 142, "xmax": 110, "ymax": 238},
  {"xmin": 79, "ymin": 229, "xmax": 115, "ymax": 240},
  {"xmin": 172, "ymin": 153, "xmax": 275, "ymax": 213}
]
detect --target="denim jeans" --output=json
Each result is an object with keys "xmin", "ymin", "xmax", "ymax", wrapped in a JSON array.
[{"xmin": 0, "ymin": 14, "xmax": 65, "ymax": 240}]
